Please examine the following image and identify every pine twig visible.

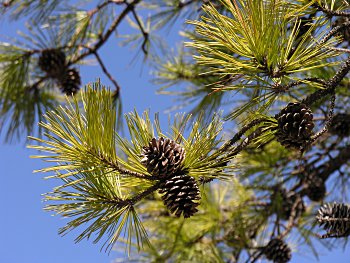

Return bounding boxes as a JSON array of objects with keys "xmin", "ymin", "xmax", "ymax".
[
  {"xmin": 70, "ymin": 0, "xmax": 141, "ymax": 64},
  {"xmin": 131, "ymin": 8, "xmax": 149, "ymax": 55},
  {"xmin": 310, "ymin": 92, "xmax": 336, "ymax": 143},
  {"xmin": 319, "ymin": 21, "xmax": 350, "ymax": 44},
  {"xmin": 302, "ymin": 55, "xmax": 350, "ymax": 105},
  {"xmin": 314, "ymin": 4, "xmax": 350, "ymax": 17},
  {"xmin": 88, "ymin": 148, "xmax": 158, "ymax": 181},
  {"xmin": 102, "ymin": 181, "xmax": 163, "ymax": 207},
  {"xmin": 93, "ymin": 51, "xmax": 121, "ymax": 94}
]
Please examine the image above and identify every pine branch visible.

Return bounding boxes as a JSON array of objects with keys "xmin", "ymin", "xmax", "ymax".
[
  {"xmin": 314, "ymin": 3, "xmax": 350, "ymax": 17},
  {"xmin": 90, "ymin": 148, "xmax": 159, "ymax": 181},
  {"xmin": 93, "ymin": 50, "xmax": 121, "ymax": 94},
  {"xmin": 302, "ymin": 55, "xmax": 350, "ymax": 105},
  {"xmin": 131, "ymin": 8, "xmax": 149, "ymax": 55},
  {"xmin": 70, "ymin": 0, "xmax": 141, "ymax": 64},
  {"xmin": 319, "ymin": 21, "xmax": 350, "ymax": 44}
]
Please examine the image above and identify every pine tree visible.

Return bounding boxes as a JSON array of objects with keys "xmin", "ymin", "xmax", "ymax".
[{"xmin": 2, "ymin": 0, "xmax": 350, "ymax": 262}]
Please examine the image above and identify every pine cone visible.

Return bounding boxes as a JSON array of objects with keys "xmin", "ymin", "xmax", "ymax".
[
  {"xmin": 38, "ymin": 49, "xmax": 66, "ymax": 77},
  {"xmin": 271, "ymin": 188, "xmax": 305, "ymax": 220},
  {"xmin": 329, "ymin": 113, "xmax": 350, "ymax": 137},
  {"xmin": 59, "ymin": 68, "xmax": 81, "ymax": 95},
  {"xmin": 263, "ymin": 238, "xmax": 292, "ymax": 263},
  {"xmin": 317, "ymin": 202, "xmax": 350, "ymax": 238},
  {"xmin": 141, "ymin": 137, "xmax": 185, "ymax": 178},
  {"xmin": 304, "ymin": 173, "xmax": 326, "ymax": 202},
  {"xmin": 275, "ymin": 102, "xmax": 314, "ymax": 149},
  {"xmin": 158, "ymin": 174, "xmax": 200, "ymax": 218}
]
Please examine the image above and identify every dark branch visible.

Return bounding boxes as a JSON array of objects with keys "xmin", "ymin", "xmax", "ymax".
[
  {"xmin": 93, "ymin": 51, "xmax": 121, "ymax": 94},
  {"xmin": 320, "ymin": 21, "xmax": 350, "ymax": 44},
  {"xmin": 302, "ymin": 56, "xmax": 350, "ymax": 105},
  {"xmin": 314, "ymin": 4, "xmax": 350, "ymax": 17},
  {"xmin": 131, "ymin": 8, "xmax": 149, "ymax": 55}
]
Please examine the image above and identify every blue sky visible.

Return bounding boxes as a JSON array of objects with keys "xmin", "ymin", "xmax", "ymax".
[{"xmin": 0, "ymin": 3, "xmax": 349, "ymax": 263}]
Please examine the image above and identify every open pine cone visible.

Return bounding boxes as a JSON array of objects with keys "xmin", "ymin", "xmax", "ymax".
[
  {"xmin": 263, "ymin": 238, "xmax": 292, "ymax": 263},
  {"xmin": 58, "ymin": 68, "xmax": 81, "ymax": 95},
  {"xmin": 158, "ymin": 174, "xmax": 200, "ymax": 218},
  {"xmin": 38, "ymin": 49, "xmax": 66, "ymax": 78},
  {"xmin": 304, "ymin": 173, "xmax": 326, "ymax": 202},
  {"xmin": 141, "ymin": 137, "xmax": 185, "ymax": 178},
  {"xmin": 275, "ymin": 102, "xmax": 314, "ymax": 149},
  {"xmin": 317, "ymin": 202, "xmax": 350, "ymax": 238}
]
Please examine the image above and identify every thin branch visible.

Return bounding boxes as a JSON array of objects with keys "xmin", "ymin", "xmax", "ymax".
[
  {"xmin": 314, "ymin": 4, "xmax": 350, "ymax": 17},
  {"xmin": 98, "ymin": 181, "xmax": 162, "ymax": 206},
  {"xmin": 310, "ymin": 92, "xmax": 336, "ymax": 143},
  {"xmin": 131, "ymin": 8, "xmax": 149, "ymax": 55},
  {"xmin": 273, "ymin": 77, "xmax": 327, "ymax": 93},
  {"xmin": 70, "ymin": 0, "xmax": 141, "ymax": 64},
  {"xmin": 219, "ymin": 118, "xmax": 268, "ymax": 153},
  {"xmin": 319, "ymin": 21, "xmax": 350, "ymax": 44},
  {"xmin": 87, "ymin": 0, "xmax": 124, "ymax": 17},
  {"xmin": 302, "ymin": 55, "xmax": 350, "ymax": 105},
  {"xmin": 93, "ymin": 51, "xmax": 121, "ymax": 94},
  {"xmin": 87, "ymin": 148, "xmax": 159, "ymax": 181}
]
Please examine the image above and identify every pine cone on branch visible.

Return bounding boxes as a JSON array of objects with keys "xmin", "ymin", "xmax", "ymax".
[
  {"xmin": 59, "ymin": 68, "xmax": 81, "ymax": 95},
  {"xmin": 38, "ymin": 49, "xmax": 66, "ymax": 78},
  {"xmin": 263, "ymin": 238, "xmax": 292, "ymax": 263},
  {"xmin": 158, "ymin": 174, "xmax": 200, "ymax": 218},
  {"xmin": 304, "ymin": 173, "xmax": 326, "ymax": 202},
  {"xmin": 317, "ymin": 202, "xmax": 350, "ymax": 238},
  {"xmin": 141, "ymin": 137, "xmax": 185, "ymax": 178},
  {"xmin": 275, "ymin": 102, "xmax": 314, "ymax": 149}
]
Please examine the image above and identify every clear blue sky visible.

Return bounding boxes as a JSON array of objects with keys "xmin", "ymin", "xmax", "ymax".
[{"xmin": 0, "ymin": 3, "xmax": 349, "ymax": 263}]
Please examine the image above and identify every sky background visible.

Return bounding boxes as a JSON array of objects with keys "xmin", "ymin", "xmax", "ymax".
[{"xmin": 0, "ymin": 2, "xmax": 349, "ymax": 263}]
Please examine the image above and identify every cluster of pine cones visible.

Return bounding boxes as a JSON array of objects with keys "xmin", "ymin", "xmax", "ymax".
[
  {"xmin": 38, "ymin": 49, "xmax": 81, "ymax": 95},
  {"xmin": 140, "ymin": 137, "xmax": 200, "ymax": 218}
]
